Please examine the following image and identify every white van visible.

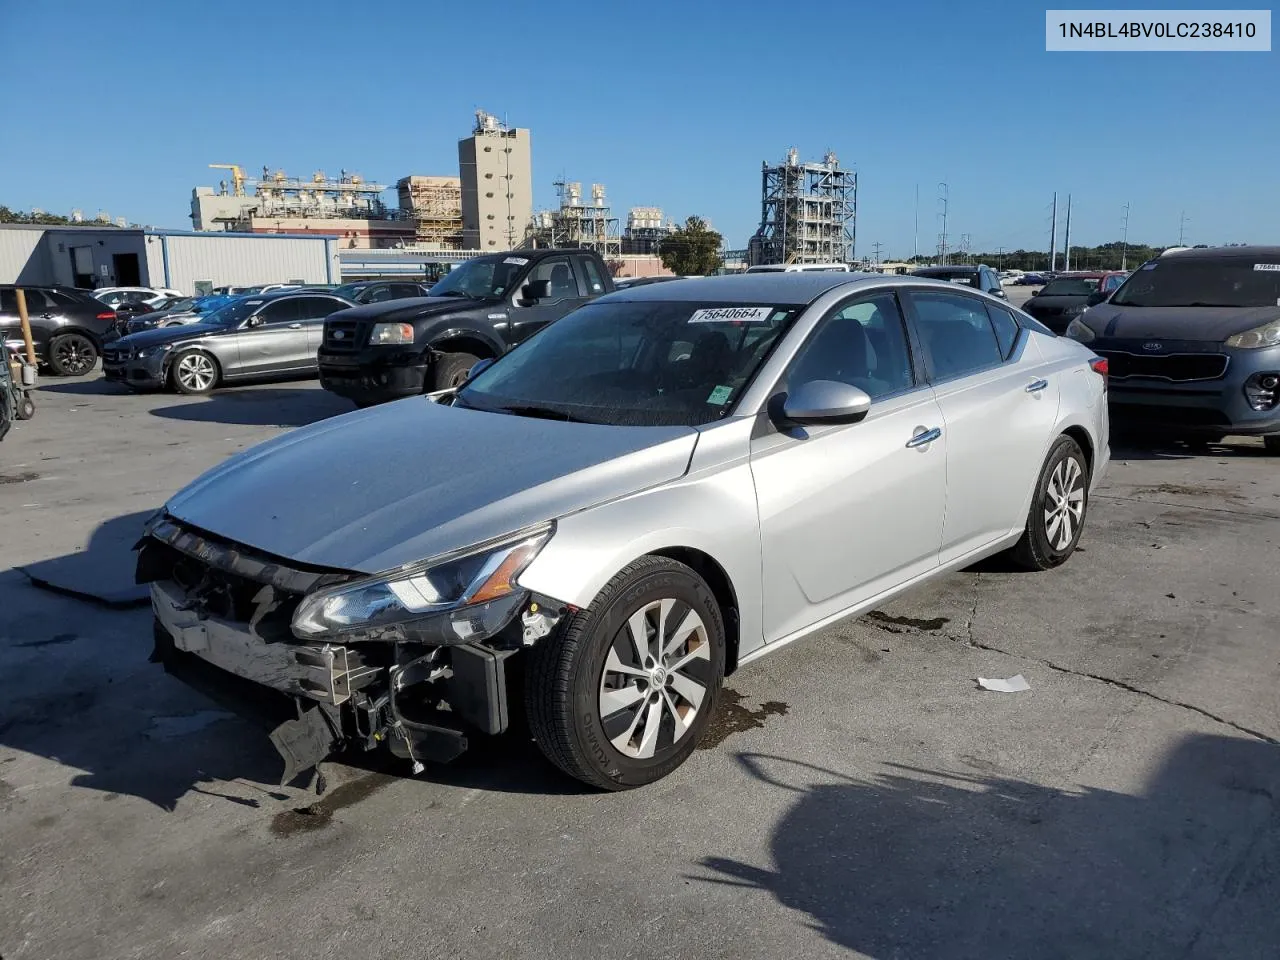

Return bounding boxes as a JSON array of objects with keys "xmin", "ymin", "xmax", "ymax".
[{"xmin": 745, "ymin": 263, "xmax": 851, "ymax": 273}]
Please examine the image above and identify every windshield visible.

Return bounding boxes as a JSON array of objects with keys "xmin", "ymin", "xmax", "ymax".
[
  {"xmin": 430, "ymin": 256, "xmax": 526, "ymax": 299},
  {"xmin": 1039, "ymin": 278, "xmax": 1100, "ymax": 297},
  {"xmin": 1111, "ymin": 259, "xmax": 1280, "ymax": 308},
  {"xmin": 331, "ymin": 283, "xmax": 369, "ymax": 300},
  {"xmin": 457, "ymin": 300, "xmax": 803, "ymax": 427},
  {"xmin": 200, "ymin": 298, "xmax": 263, "ymax": 326}
]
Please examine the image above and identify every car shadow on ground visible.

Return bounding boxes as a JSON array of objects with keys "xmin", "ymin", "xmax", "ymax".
[
  {"xmin": 35, "ymin": 376, "xmax": 125, "ymax": 396},
  {"xmin": 1111, "ymin": 435, "xmax": 1271, "ymax": 461},
  {"xmin": 698, "ymin": 735, "xmax": 1280, "ymax": 959},
  {"xmin": 18, "ymin": 510, "xmax": 154, "ymax": 606},
  {"xmin": 147, "ymin": 386, "xmax": 355, "ymax": 428}
]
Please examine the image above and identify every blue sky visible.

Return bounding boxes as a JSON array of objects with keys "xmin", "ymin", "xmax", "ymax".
[{"xmin": 1, "ymin": 1, "xmax": 1275, "ymax": 256}]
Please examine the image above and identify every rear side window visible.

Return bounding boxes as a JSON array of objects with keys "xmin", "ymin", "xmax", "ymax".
[
  {"xmin": 985, "ymin": 304, "xmax": 1020, "ymax": 358},
  {"xmin": 909, "ymin": 291, "xmax": 1004, "ymax": 381},
  {"xmin": 17, "ymin": 289, "xmax": 51, "ymax": 311},
  {"xmin": 578, "ymin": 256, "xmax": 606, "ymax": 295}
]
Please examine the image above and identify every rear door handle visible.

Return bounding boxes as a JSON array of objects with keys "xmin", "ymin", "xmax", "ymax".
[
  {"xmin": 906, "ymin": 427, "xmax": 942, "ymax": 448},
  {"xmin": 1026, "ymin": 378, "xmax": 1049, "ymax": 393},
  {"xmin": 288, "ymin": 323, "xmax": 303, "ymax": 329}
]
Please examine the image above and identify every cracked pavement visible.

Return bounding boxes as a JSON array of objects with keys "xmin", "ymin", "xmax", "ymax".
[{"xmin": 1, "ymin": 379, "xmax": 1278, "ymax": 960}]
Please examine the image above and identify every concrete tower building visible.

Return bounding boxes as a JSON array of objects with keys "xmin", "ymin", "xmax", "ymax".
[{"xmin": 458, "ymin": 110, "xmax": 532, "ymax": 251}]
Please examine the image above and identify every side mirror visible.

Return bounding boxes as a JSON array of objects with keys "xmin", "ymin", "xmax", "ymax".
[
  {"xmin": 468, "ymin": 358, "xmax": 494, "ymax": 379},
  {"xmin": 776, "ymin": 380, "xmax": 871, "ymax": 426},
  {"xmin": 1086, "ymin": 290, "xmax": 1107, "ymax": 306},
  {"xmin": 246, "ymin": 315, "xmax": 265, "ymax": 328},
  {"xmin": 522, "ymin": 279, "xmax": 552, "ymax": 302}
]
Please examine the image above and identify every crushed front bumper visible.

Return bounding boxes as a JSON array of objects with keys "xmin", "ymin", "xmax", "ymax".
[
  {"xmin": 140, "ymin": 516, "xmax": 559, "ymax": 783},
  {"xmin": 317, "ymin": 348, "xmax": 430, "ymax": 404},
  {"xmin": 101, "ymin": 348, "xmax": 167, "ymax": 388}
]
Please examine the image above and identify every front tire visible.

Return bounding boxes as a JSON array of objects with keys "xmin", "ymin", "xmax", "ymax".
[
  {"xmin": 1007, "ymin": 436, "xmax": 1089, "ymax": 571},
  {"xmin": 169, "ymin": 350, "xmax": 219, "ymax": 395},
  {"xmin": 47, "ymin": 333, "xmax": 98, "ymax": 377},
  {"xmin": 525, "ymin": 556, "xmax": 726, "ymax": 790},
  {"xmin": 429, "ymin": 351, "xmax": 480, "ymax": 391}
]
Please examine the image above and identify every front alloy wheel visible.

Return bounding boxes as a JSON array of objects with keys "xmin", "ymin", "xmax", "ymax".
[
  {"xmin": 171, "ymin": 351, "xmax": 218, "ymax": 395},
  {"xmin": 526, "ymin": 556, "xmax": 725, "ymax": 790}
]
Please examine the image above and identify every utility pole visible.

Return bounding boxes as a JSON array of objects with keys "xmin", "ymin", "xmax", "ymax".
[
  {"xmin": 871, "ymin": 241, "xmax": 884, "ymax": 266},
  {"xmin": 937, "ymin": 182, "xmax": 949, "ymax": 265},
  {"xmin": 1049, "ymin": 192, "xmax": 1059, "ymax": 272},
  {"xmin": 913, "ymin": 184, "xmax": 919, "ymax": 260},
  {"xmin": 1120, "ymin": 202, "xmax": 1130, "ymax": 270},
  {"xmin": 1063, "ymin": 194, "xmax": 1073, "ymax": 272},
  {"xmin": 997, "ymin": 246, "xmax": 1005, "ymax": 269},
  {"xmin": 1178, "ymin": 210, "xmax": 1189, "ymax": 246}
]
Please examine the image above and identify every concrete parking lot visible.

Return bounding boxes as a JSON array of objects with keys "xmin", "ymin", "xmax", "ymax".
[{"xmin": 1, "ymin": 365, "xmax": 1278, "ymax": 960}]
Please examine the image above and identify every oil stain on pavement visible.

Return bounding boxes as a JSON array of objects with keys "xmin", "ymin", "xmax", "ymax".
[
  {"xmin": 271, "ymin": 772, "xmax": 396, "ymax": 837},
  {"xmin": 698, "ymin": 689, "xmax": 789, "ymax": 750},
  {"xmin": 864, "ymin": 610, "xmax": 950, "ymax": 633}
]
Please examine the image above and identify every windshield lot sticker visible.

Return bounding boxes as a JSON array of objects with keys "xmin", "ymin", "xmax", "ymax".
[
  {"xmin": 706, "ymin": 385, "xmax": 733, "ymax": 405},
  {"xmin": 503, "ymin": 257, "xmax": 529, "ymax": 265},
  {"xmin": 689, "ymin": 306, "xmax": 774, "ymax": 324},
  {"xmin": 1254, "ymin": 263, "xmax": 1280, "ymax": 271}
]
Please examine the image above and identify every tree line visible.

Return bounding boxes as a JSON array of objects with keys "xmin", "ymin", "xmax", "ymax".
[
  {"xmin": 0, "ymin": 206, "xmax": 123, "ymax": 227},
  {"xmin": 902, "ymin": 240, "xmax": 1200, "ymax": 272}
]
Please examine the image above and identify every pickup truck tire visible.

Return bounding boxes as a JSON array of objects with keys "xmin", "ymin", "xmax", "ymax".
[
  {"xmin": 431, "ymin": 351, "xmax": 479, "ymax": 390},
  {"xmin": 47, "ymin": 333, "xmax": 98, "ymax": 377},
  {"xmin": 524, "ymin": 556, "xmax": 725, "ymax": 790}
]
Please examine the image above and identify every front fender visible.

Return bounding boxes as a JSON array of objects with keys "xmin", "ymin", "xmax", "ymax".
[{"xmin": 418, "ymin": 320, "xmax": 505, "ymax": 357}]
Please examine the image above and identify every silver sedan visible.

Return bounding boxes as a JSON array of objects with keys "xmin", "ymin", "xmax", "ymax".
[
  {"xmin": 102, "ymin": 291, "xmax": 355, "ymax": 394},
  {"xmin": 142, "ymin": 273, "xmax": 1109, "ymax": 789}
]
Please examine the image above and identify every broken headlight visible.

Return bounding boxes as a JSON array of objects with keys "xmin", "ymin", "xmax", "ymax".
[{"xmin": 291, "ymin": 523, "xmax": 552, "ymax": 644}]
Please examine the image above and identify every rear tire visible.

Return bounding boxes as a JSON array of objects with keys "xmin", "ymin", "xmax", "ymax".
[
  {"xmin": 1007, "ymin": 436, "xmax": 1089, "ymax": 571},
  {"xmin": 47, "ymin": 333, "xmax": 97, "ymax": 377},
  {"xmin": 525, "ymin": 556, "xmax": 726, "ymax": 790},
  {"xmin": 169, "ymin": 350, "xmax": 219, "ymax": 395},
  {"xmin": 429, "ymin": 351, "xmax": 480, "ymax": 391}
]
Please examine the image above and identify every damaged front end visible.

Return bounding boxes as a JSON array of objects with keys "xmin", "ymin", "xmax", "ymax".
[{"xmin": 138, "ymin": 514, "xmax": 565, "ymax": 784}]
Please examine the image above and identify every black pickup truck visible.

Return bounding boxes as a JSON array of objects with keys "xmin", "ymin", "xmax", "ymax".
[{"xmin": 318, "ymin": 248, "xmax": 615, "ymax": 406}]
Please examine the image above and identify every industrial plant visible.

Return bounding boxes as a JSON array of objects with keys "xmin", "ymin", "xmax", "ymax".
[{"xmin": 748, "ymin": 148, "xmax": 857, "ymax": 266}]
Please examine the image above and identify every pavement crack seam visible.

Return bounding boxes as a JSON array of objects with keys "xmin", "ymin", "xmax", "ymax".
[
  {"xmin": 1096, "ymin": 493, "xmax": 1280, "ymax": 523},
  {"xmin": 959, "ymin": 636, "xmax": 1279, "ymax": 746}
]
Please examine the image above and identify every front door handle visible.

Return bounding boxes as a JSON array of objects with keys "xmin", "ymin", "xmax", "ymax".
[
  {"xmin": 288, "ymin": 322, "xmax": 303, "ymax": 329},
  {"xmin": 1026, "ymin": 378, "xmax": 1049, "ymax": 393},
  {"xmin": 906, "ymin": 426, "xmax": 942, "ymax": 448}
]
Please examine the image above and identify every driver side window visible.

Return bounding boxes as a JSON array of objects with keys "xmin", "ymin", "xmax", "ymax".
[
  {"xmin": 786, "ymin": 293, "xmax": 915, "ymax": 400},
  {"xmin": 527, "ymin": 258, "xmax": 579, "ymax": 301},
  {"xmin": 256, "ymin": 300, "xmax": 301, "ymax": 325}
]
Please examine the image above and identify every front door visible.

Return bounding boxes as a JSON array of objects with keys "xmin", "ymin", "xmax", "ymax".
[
  {"xmin": 750, "ymin": 290, "xmax": 948, "ymax": 643},
  {"xmin": 232, "ymin": 299, "xmax": 311, "ymax": 376},
  {"xmin": 904, "ymin": 290, "xmax": 1059, "ymax": 563},
  {"xmin": 506, "ymin": 255, "xmax": 588, "ymax": 345}
]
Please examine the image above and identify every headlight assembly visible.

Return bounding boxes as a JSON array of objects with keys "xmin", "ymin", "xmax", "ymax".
[
  {"xmin": 1065, "ymin": 319, "xmax": 1095, "ymax": 343},
  {"xmin": 371, "ymin": 322, "xmax": 415, "ymax": 345},
  {"xmin": 291, "ymin": 523, "xmax": 553, "ymax": 644},
  {"xmin": 136, "ymin": 343, "xmax": 174, "ymax": 359},
  {"xmin": 1225, "ymin": 320, "xmax": 1280, "ymax": 350}
]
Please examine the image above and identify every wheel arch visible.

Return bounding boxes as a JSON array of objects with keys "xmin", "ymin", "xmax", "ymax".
[
  {"xmin": 163, "ymin": 345, "xmax": 222, "ymax": 383},
  {"xmin": 1060, "ymin": 424, "xmax": 1095, "ymax": 477},
  {"xmin": 425, "ymin": 325, "xmax": 504, "ymax": 361},
  {"xmin": 50, "ymin": 326, "xmax": 103, "ymax": 349},
  {"xmin": 647, "ymin": 546, "xmax": 742, "ymax": 675}
]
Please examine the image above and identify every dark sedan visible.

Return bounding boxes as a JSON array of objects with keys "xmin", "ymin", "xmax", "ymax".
[
  {"xmin": 1023, "ymin": 272, "xmax": 1128, "ymax": 334},
  {"xmin": 0, "ymin": 285, "xmax": 116, "ymax": 376}
]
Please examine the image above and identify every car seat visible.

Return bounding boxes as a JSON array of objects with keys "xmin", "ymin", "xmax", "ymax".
[{"xmin": 549, "ymin": 263, "xmax": 574, "ymax": 298}]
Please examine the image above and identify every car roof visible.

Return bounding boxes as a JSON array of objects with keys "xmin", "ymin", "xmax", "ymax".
[
  {"xmin": 241, "ymin": 289, "xmax": 353, "ymax": 302},
  {"xmin": 602, "ymin": 272, "xmax": 953, "ymax": 304},
  {"xmin": 912, "ymin": 265, "xmax": 981, "ymax": 273},
  {"xmin": 1159, "ymin": 245, "xmax": 1280, "ymax": 261}
]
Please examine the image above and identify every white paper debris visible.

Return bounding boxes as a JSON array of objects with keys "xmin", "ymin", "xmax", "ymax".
[{"xmin": 977, "ymin": 674, "xmax": 1030, "ymax": 693}]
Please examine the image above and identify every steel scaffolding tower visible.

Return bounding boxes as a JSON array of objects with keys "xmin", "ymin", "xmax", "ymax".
[
  {"xmin": 524, "ymin": 181, "xmax": 622, "ymax": 257},
  {"xmin": 749, "ymin": 148, "xmax": 857, "ymax": 266}
]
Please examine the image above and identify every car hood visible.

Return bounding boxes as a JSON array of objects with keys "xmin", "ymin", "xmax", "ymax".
[
  {"xmin": 1080, "ymin": 304, "xmax": 1280, "ymax": 340},
  {"xmin": 328, "ymin": 295, "xmax": 483, "ymax": 323},
  {"xmin": 116, "ymin": 323, "xmax": 224, "ymax": 349},
  {"xmin": 164, "ymin": 398, "xmax": 699, "ymax": 574}
]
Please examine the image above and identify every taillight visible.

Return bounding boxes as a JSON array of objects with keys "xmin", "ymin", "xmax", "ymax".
[
  {"xmin": 1090, "ymin": 356, "xmax": 1108, "ymax": 386},
  {"xmin": 96, "ymin": 312, "xmax": 115, "ymax": 320}
]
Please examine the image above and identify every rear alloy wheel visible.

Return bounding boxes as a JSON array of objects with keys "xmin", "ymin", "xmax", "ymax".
[
  {"xmin": 430, "ymin": 351, "xmax": 480, "ymax": 391},
  {"xmin": 1008, "ymin": 436, "xmax": 1089, "ymax": 571},
  {"xmin": 47, "ymin": 333, "xmax": 98, "ymax": 377},
  {"xmin": 525, "ymin": 556, "xmax": 725, "ymax": 790},
  {"xmin": 170, "ymin": 351, "xmax": 219, "ymax": 395}
]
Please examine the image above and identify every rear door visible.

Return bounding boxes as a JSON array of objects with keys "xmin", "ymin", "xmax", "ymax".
[
  {"xmin": 233, "ymin": 298, "xmax": 309, "ymax": 375},
  {"xmin": 296, "ymin": 296, "xmax": 351, "ymax": 366},
  {"xmin": 903, "ymin": 290, "xmax": 1059, "ymax": 563},
  {"xmin": 507, "ymin": 255, "xmax": 588, "ymax": 344}
]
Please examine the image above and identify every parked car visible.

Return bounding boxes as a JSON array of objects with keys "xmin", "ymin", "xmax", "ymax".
[
  {"xmin": 330, "ymin": 280, "xmax": 434, "ymax": 304},
  {"xmin": 745, "ymin": 263, "xmax": 851, "ymax": 273},
  {"xmin": 909, "ymin": 264, "xmax": 1008, "ymax": 299},
  {"xmin": 613, "ymin": 276, "xmax": 683, "ymax": 290},
  {"xmin": 102, "ymin": 289, "xmax": 355, "ymax": 394},
  {"xmin": 0, "ymin": 285, "xmax": 117, "ymax": 375},
  {"xmin": 1066, "ymin": 246, "xmax": 1280, "ymax": 449},
  {"xmin": 1017, "ymin": 272, "xmax": 1047, "ymax": 286},
  {"xmin": 109, "ymin": 294, "xmax": 242, "ymax": 338},
  {"xmin": 318, "ymin": 248, "xmax": 617, "ymax": 405},
  {"xmin": 143, "ymin": 272, "xmax": 1108, "ymax": 789},
  {"xmin": 93, "ymin": 286, "xmax": 183, "ymax": 310},
  {"xmin": 1022, "ymin": 272, "xmax": 1128, "ymax": 334}
]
